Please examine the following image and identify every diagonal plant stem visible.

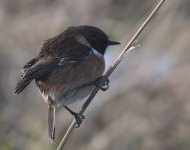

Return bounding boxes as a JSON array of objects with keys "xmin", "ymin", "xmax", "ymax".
[{"xmin": 57, "ymin": 0, "xmax": 165, "ymax": 149}]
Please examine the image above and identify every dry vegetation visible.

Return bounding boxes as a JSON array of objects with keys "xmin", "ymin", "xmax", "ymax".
[{"xmin": 0, "ymin": 0, "xmax": 190, "ymax": 150}]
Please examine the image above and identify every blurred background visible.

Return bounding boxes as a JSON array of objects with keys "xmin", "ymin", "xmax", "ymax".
[{"xmin": 0, "ymin": 0, "xmax": 190, "ymax": 149}]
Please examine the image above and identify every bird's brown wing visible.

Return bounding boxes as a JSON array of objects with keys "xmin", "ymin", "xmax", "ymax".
[{"xmin": 14, "ymin": 51, "xmax": 91, "ymax": 94}]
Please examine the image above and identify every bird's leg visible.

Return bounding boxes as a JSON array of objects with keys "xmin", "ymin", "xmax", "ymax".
[
  {"xmin": 64, "ymin": 106, "xmax": 85, "ymax": 128},
  {"xmin": 93, "ymin": 76, "xmax": 109, "ymax": 91}
]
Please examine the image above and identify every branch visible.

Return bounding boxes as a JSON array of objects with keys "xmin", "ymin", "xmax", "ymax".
[{"xmin": 57, "ymin": 0, "xmax": 165, "ymax": 149}]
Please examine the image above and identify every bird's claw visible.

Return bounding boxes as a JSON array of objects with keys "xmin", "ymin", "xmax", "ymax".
[
  {"xmin": 94, "ymin": 76, "xmax": 109, "ymax": 91},
  {"xmin": 64, "ymin": 105, "xmax": 85, "ymax": 128},
  {"xmin": 74, "ymin": 113, "xmax": 85, "ymax": 128}
]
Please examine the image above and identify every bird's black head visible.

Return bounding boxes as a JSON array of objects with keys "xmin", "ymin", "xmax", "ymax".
[{"xmin": 65, "ymin": 25, "xmax": 120, "ymax": 55}]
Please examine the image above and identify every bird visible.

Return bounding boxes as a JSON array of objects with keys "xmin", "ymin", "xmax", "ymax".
[{"xmin": 14, "ymin": 25, "xmax": 120, "ymax": 141}]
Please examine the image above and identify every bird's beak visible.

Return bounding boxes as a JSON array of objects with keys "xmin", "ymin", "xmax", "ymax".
[{"xmin": 107, "ymin": 40, "xmax": 120, "ymax": 46}]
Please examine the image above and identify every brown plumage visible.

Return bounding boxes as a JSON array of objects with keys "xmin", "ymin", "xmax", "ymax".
[{"xmin": 14, "ymin": 25, "xmax": 120, "ymax": 141}]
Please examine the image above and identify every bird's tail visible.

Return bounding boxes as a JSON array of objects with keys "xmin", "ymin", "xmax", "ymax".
[{"xmin": 48, "ymin": 101, "xmax": 55, "ymax": 142}]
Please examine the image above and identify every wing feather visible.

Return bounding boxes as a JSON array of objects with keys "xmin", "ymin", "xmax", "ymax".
[{"xmin": 14, "ymin": 51, "xmax": 90, "ymax": 94}]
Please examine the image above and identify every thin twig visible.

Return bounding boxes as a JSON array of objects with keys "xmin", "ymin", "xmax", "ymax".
[{"xmin": 57, "ymin": 0, "xmax": 165, "ymax": 149}]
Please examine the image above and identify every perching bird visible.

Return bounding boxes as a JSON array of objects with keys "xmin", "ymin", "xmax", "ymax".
[{"xmin": 14, "ymin": 25, "xmax": 120, "ymax": 141}]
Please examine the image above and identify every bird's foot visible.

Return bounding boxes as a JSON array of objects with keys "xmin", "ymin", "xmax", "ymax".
[
  {"xmin": 73, "ymin": 113, "xmax": 85, "ymax": 128},
  {"xmin": 94, "ymin": 76, "xmax": 109, "ymax": 91},
  {"xmin": 64, "ymin": 106, "xmax": 85, "ymax": 128}
]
